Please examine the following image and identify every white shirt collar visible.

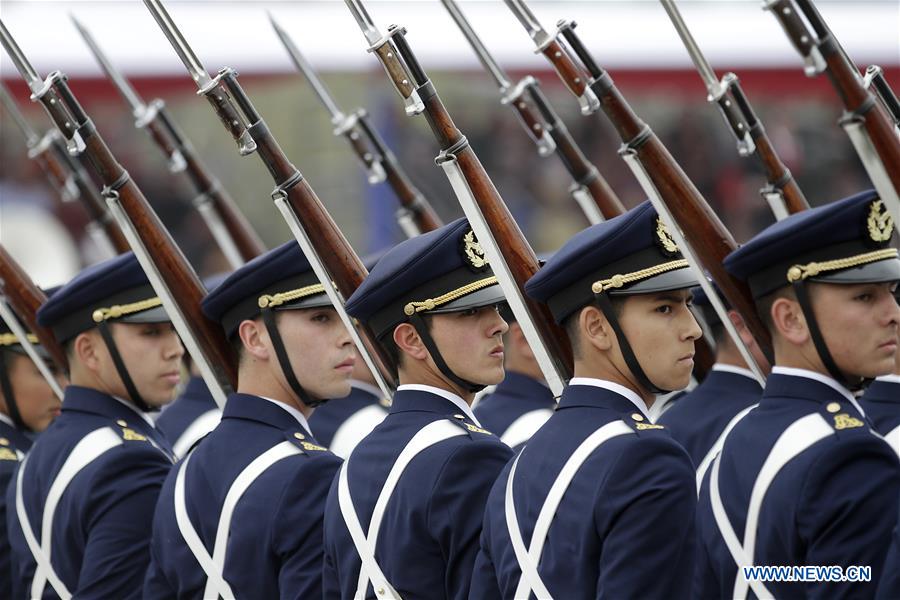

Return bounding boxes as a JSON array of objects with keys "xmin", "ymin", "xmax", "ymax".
[
  {"xmin": 568, "ymin": 377, "xmax": 651, "ymax": 420},
  {"xmin": 258, "ymin": 396, "xmax": 313, "ymax": 434},
  {"xmin": 396, "ymin": 383, "xmax": 482, "ymax": 427},
  {"xmin": 712, "ymin": 363, "xmax": 760, "ymax": 382},
  {"xmin": 112, "ymin": 396, "xmax": 156, "ymax": 428},
  {"xmin": 875, "ymin": 374, "xmax": 900, "ymax": 385},
  {"xmin": 350, "ymin": 379, "xmax": 386, "ymax": 399},
  {"xmin": 0, "ymin": 412, "xmax": 15, "ymax": 428},
  {"xmin": 771, "ymin": 366, "xmax": 866, "ymax": 417}
]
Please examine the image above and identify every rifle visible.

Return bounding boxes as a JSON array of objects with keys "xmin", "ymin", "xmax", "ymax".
[
  {"xmin": 863, "ymin": 66, "xmax": 900, "ymax": 128},
  {"xmin": 440, "ymin": 0, "xmax": 624, "ymax": 225},
  {"xmin": 0, "ymin": 247, "xmax": 66, "ymax": 400},
  {"xmin": 0, "ymin": 83, "xmax": 129, "ymax": 257},
  {"xmin": 765, "ymin": 0, "xmax": 900, "ymax": 222},
  {"xmin": 269, "ymin": 14, "xmax": 443, "ymax": 238},
  {"xmin": 72, "ymin": 16, "xmax": 265, "ymax": 268},
  {"xmin": 344, "ymin": 0, "xmax": 574, "ymax": 397},
  {"xmin": 0, "ymin": 19, "xmax": 237, "ymax": 407},
  {"xmin": 0, "ymin": 245, "xmax": 68, "ymax": 375},
  {"xmin": 143, "ymin": 0, "xmax": 396, "ymax": 399},
  {"xmin": 660, "ymin": 0, "xmax": 810, "ymax": 220},
  {"xmin": 503, "ymin": 1, "xmax": 771, "ymax": 380}
]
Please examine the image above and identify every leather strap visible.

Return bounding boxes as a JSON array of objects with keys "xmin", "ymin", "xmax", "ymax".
[
  {"xmin": 98, "ymin": 320, "xmax": 152, "ymax": 412},
  {"xmin": 339, "ymin": 419, "xmax": 466, "ymax": 598},
  {"xmin": 508, "ymin": 419, "xmax": 634, "ymax": 599},
  {"xmin": 261, "ymin": 308, "xmax": 324, "ymax": 407},
  {"xmin": 18, "ymin": 427, "xmax": 123, "ymax": 599},
  {"xmin": 410, "ymin": 313, "xmax": 485, "ymax": 393},
  {"xmin": 0, "ymin": 350, "xmax": 27, "ymax": 430},
  {"xmin": 174, "ymin": 440, "xmax": 302, "ymax": 599}
]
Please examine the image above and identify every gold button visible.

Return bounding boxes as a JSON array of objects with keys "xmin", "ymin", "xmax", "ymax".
[
  {"xmin": 631, "ymin": 413, "xmax": 645, "ymax": 422},
  {"xmin": 0, "ymin": 438, "xmax": 8, "ymax": 446},
  {"xmin": 826, "ymin": 402, "xmax": 841, "ymax": 414},
  {"xmin": 116, "ymin": 419, "xmax": 128, "ymax": 427},
  {"xmin": 377, "ymin": 589, "xmax": 385, "ymax": 596},
  {"xmin": 453, "ymin": 414, "xmax": 466, "ymax": 420},
  {"xmin": 294, "ymin": 432, "xmax": 306, "ymax": 440}
]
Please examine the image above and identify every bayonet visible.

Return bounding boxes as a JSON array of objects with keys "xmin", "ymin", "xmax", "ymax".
[
  {"xmin": 0, "ymin": 83, "xmax": 39, "ymax": 146},
  {"xmin": 441, "ymin": 0, "xmax": 510, "ymax": 91},
  {"xmin": 342, "ymin": 0, "xmax": 424, "ymax": 116},
  {"xmin": 0, "ymin": 20, "xmax": 43, "ymax": 95}
]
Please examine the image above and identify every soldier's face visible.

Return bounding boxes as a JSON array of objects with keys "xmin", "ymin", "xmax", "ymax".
[
  {"xmin": 103, "ymin": 322, "xmax": 185, "ymax": 408},
  {"xmin": 275, "ymin": 307, "xmax": 354, "ymax": 401},
  {"xmin": 2, "ymin": 353, "xmax": 64, "ymax": 432},
  {"xmin": 812, "ymin": 281, "xmax": 899, "ymax": 378},
  {"xmin": 617, "ymin": 290, "xmax": 702, "ymax": 392},
  {"xmin": 428, "ymin": 305, "xmax": 508, "ymax": 387}
]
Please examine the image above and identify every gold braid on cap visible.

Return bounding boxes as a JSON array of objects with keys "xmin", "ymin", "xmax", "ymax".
[
  {"xmin": 404, "ymin": 276, "xmax": 498, "ymax": 316},
  {"xmin": 0, "ymin": 333, "xmax": 38, "ymax": 346},
  {"xmin": 786, "ymin": 248, "xmax": 898, "ymax": 283},
  {"xmin": 258, "ymin": 283, "xmax": 326, "ymax": 308},
  {"xmin": 591, "ymin": 260, "xmax": 690, "ymax": 294},
  {"xmin": 92, "ymin": 297, "xmax": 162, "ymax": 323}
]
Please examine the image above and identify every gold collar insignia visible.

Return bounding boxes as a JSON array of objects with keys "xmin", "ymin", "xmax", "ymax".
[
  {"xmin": 867, "ymin": 200, "xmax": 893, "ymax": 244},
  {"xmin": 655, "ymin": 218, "xmax": 679, "ymax": 256}
]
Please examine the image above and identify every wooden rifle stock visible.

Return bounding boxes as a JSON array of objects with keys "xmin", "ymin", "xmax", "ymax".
[
  {"xmin": 206, "ymin": 70, "xmax": 397, "ymax": 387},
  {"xmin": 525, "ymin": 83, "xmax": 625, "ymax": 219},
  {"xmin": 386, "ymin": 27, "xmax": 575, "ymax": 378},
  {"xmin": 32, "ymin": 71, "xmax": 238, "ymax": 388},
  {"xmin": 774, "ymin": 0, "xmax": 900, "ymax": 197},
  {"xmin": 726, "ymin": 79, "xmax": 810, "ymax": 214},
  {"xmin": 354, "ymin": 112, "xmax": 443, "ymax": 233},
  {"xmin": 139, "ymin": 100, "xmax": 266, "ymax": 262},
  {"xmin": 556, "ymin": 23, "xmax": 773, "ymax": 366},
  {"xmin": 0, "ymin": 245, "xmax": 68, "ymax": 371}
]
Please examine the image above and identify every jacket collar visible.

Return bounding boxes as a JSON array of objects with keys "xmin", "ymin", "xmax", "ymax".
[
  {"xmin": 389, "ymin": 386, "xmax": 479, "ymax": 424},
  {"xmin": 492, "ymin": 371, "xmax": 554, "ymax": 404},
  {"xmin": 863, "ymin": 378, "xmax": 900, "ymax": 403},
  {"xmin": 559, "ymin": 380, "xmax": 650, "ymax": 419},
  {"xmin": 701, "ymin": 368, "xmax": 764, "ymax": 394},
  {"xmin": 223, "ymin": 393, "xmax": 313, "ymax": 437},
  {"xmin": 762, "ymin": 370, "xmax": 864, "ymax": 414},
  {"xmin": 0, "ymin": 418, "xmax": 32, "ymax": 453}
]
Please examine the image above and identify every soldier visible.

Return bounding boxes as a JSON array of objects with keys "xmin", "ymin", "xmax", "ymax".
[
  {"xmin": 469, "ymin": 200, "xmax": 700, "ymax": 599},
  {"xmin": 309, "ymin": 253, "xmax": 389, "ymax": 459},
  {"xmin": 694, "ymin": 190, "xmax": 900, "ymax": 599},
  {"xmin": 6, "ymin": 252, "xmax": 182, "ymax": 599},
  {"xmin": 154, "ymin": 274, "xmax": 229, "ymax": 459},
  {"xmin": 859, "ymin": 340, "xmax": 900, "ymax": 456},
  {"xmin": 0, "ymin": 307, "xmax": 66, "ymax": 598},
  {"xmin": 143, "ymin": 241, "xmax": 351, "ymax": 598},
  {"xmin": 322, "ymin": 218, "xmax": 514, "ymax": 600},
  {"xmin": 657, "ymin": 285, "xmax": 764, "ymax": 483},
  {"xmin": 473, "ymin": 304, "xmax": 555, "ymax": 450}
]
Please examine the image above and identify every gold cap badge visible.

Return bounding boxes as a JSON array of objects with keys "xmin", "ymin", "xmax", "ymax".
[
  {"xmin": 655, "ymin": 218, "xmax": 679, "ymax": 256},
  {"xmin": 867, "ymin": 200, "xmax": 893, "ymax": 244},
  {"xmin": 462, "ymin": 229, "xmax": 489, "ymax": 272}
]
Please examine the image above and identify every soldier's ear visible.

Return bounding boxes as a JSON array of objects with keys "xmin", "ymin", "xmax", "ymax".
[
  {"xmin": 73, "ymin": 330, "xmax": 103, "ymax": 373},
  {"xmin": 237, "ymin": 318, "xmax": 269, "ymax": 362},
  {"xmin": 393, "ymin": 323, "xmax": 428, "ymax": 362},
  {"xmin": 770, "ymin": 296, "xmax": 808, "ymax": 346},
  {"xmin": 579, "ymin": 305, "xmax": 614, "ymax": 352}
]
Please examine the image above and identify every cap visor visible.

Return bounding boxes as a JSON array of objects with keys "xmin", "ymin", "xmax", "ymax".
[
  {"xmin": 610, "ymin": 267, "xmax": 698, "ymax": 296},
  {"xmin": 810, "ymin": 258, "xmax": 900, "ymax": 286},
  {"xmin": 430, "ymin": 283, "xmax": 506, "ymax": 314},
  {"xmin": 117, "ymin": 305, "xmax": 171, "ymax": 324},
  {"xmin": 273, "ymin": 292, "xmax": 333, "ymax": 312}
]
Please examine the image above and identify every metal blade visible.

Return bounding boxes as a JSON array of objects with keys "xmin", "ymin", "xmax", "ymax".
[
  {"xmin": 441, "ymin": 0, "xmax": 510, "ymax": 90},
  {"xmin": 0, "ymin": 19, "xmax": 44, "ymax": 95},
  {"xmin": 659, "ymin": 0, "xmax": 719, "ymax": 95},
  {"xmin": 71, "ymin": 15, "xmax": 147, "ymax": 116},
  {"xmin": 142, "ymin": 0, "xmax": 212, "ymax": 89},
  {"xmin": 0, "ymin": 82, "xmax": 39, "ymax": 145},
  {"xmin": 344, "ymin": 0, "xmax": 383, "ymax": 47},
  {"xmin": 268, "ymin": 14, "xmax": 345, "ymax": 122},
  {"xmin": 503, "ymin": 0, "xmax": 551, "ymax": 47}
]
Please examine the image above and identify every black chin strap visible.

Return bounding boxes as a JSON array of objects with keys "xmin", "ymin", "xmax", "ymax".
[
  {"xmin": 98, "ymin": 321, "xmax": 154, "ymax": 413},
  {"xmin": 0, "ymin": 351, "xmax": 28, "ymax": 431},
  {"xmin": 261, "ymin": 308, "xmax": 326, "ymax": 408},
  {"xmin": 409, "ymin": 313, "xmax": 486, "ymax": 394},
  {"xmin": 791, "ymin": 281, "xmax": 866, "ymax": 392},
  {"xmin": 593, "ymin": 293, "xmax": 670, "ymax": 395}
]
